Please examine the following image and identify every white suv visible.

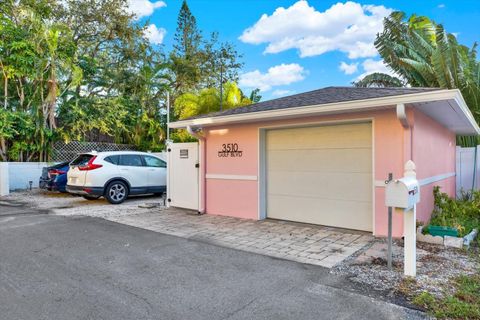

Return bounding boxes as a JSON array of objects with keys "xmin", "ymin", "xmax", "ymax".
[{"xmin": 66, "ymin": 151, "xmax": 166, "ymax": 204}]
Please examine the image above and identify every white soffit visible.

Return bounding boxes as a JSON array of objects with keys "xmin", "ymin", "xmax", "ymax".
[{"xmin": 412, "ymin": 90, "xmax": 480, "ymax": 135}]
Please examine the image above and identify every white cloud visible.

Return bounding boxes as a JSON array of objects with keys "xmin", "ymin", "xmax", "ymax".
[
  {"xmin": 339, "ymin": 61, "xmax": 358, "ymax": 75},
  {"xmin": 144, "ymin": 24, "xmax": 166, "ymax": 44},
  {"xmin": 272, "ymin": 89, "xmax": 293, "ymax": 97},
  {"xmin": 438, "ymin": 4, "xmax": 445, "ymax": 8},
  {"xmin": 127, "ymin": 0, "xmax": 166, "ymax": 19},
  {"xmin": 239, "ymin": 63, "xmax": 306, "ymax": 91},
  {"xmin": 356, "ymin": 59, "xmax": 393, "ymax": 80},
  {"xmin": 239, "ymin": 1, "xmax": 392, "ymax": 59}
]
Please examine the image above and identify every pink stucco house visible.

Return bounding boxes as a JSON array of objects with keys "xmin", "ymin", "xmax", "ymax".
[{"xmin": 169, "ymin": 87, "xmax": 479, "ymax": 237}]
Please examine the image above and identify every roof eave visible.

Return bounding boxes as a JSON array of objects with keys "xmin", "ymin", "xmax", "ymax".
[
  {"xmin": 168, "ymin": 89, "xmax": 479, "ymax": 135},
  {"xmin": 452, "ymin": 89, "xmax": 480, "ymax": 135}
]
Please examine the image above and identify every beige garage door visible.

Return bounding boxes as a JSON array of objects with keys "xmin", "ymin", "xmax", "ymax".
[{"xmin": 266, "ymin": 122, "xmax": 373, "ymax": 232}]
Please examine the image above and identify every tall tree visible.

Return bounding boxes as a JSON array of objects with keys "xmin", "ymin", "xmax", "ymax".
[
  {"xmin": 201, "ymin": 33, "xmax": 243, "ymax": 89},
  {"xmin": 170, "ymin": 0, "xmax": 202, "ymax": 94},
  {"xmin": 169, "ymin": 0, "xmax": 243, "ymax": 96},
  {"xmin": 172, "ymin": 0, "xmax": 202, "ymax": 58},
  {"xmin": 355, "ymin": 12, "xmax": 480, "ymax": 145}
]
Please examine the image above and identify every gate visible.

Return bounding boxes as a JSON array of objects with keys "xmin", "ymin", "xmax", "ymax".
[{"xmin": 167, "ymin": 142, "xmax": 199, "ymax": 211}]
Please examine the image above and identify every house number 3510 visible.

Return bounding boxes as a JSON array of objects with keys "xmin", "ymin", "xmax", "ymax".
[
  {"xmin": 218, "ymin": 143, "xmax": 243, "ymax": 157},
  {"xmin": 222, "ymin": 143, "xmax": 239, "ymax": 152}
]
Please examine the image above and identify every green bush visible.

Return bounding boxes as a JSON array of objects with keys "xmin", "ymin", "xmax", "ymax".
[{"xmin": 429, "ymin": 186, "xmax": 480, "ymax": 237}]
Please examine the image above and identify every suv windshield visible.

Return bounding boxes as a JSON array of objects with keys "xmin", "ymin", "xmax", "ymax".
[{"xmin": 70, "ymin": 154, "xmax": 94, "ymax": 166}]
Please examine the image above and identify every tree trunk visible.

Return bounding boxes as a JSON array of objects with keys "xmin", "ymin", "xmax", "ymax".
[
  {"xmin": 0, "ymin": 137, "xmax": 7, "ymax": 161},
  {"xmin": 3, "ymin": 77, "xmax": 7, "ymax": 109},
  {"xmin": 27, "ymin": 152, "xmax": 34, "ymax": 162},
  {"xmin": 46, "ymin": 69, "xmax": 58, "ymax": 129},
  {"xmin": 0, "ymin": 60, "xmax": 8, "ymax": 109},
  {"xmin": 16, "ymin": 77, "xmax": 25, "ymax": 109}
]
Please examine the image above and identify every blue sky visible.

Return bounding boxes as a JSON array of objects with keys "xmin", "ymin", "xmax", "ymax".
[{"xmin": 130, "ymin": 0, "xmax": 480, "ymax": 101}]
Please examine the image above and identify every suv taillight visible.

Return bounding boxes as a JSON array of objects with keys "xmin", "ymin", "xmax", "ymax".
[
  {"xmin": 49, "ymin": 169, "xmax": 66, "ymax": 175},
  {"xmin": 78, "ymin": 156, "xmax": 103, "ymax": 171}
]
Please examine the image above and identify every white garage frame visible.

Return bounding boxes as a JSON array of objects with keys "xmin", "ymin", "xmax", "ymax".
[{"xmin": 257, "ymin": 118, "xmax": 376, "ymax": 235}]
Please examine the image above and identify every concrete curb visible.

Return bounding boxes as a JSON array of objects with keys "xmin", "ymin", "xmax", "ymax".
[{"xmin": 417, "ymin": 226, "xmax": 479, "ymax": 248}]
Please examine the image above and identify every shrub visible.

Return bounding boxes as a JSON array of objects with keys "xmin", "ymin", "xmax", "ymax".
[{"xmin": 429, "ymin": 186, "xmax": 480, "ymax": 237}]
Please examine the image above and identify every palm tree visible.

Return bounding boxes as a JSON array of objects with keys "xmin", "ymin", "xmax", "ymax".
[
  {"xmin": 171, "ymin": 82, "xmax": 252, "ymax": 142},
  {"xmin": 355, "ymin": 12, "xmax": 480, "ymax": 145},
  {"xmin": 174, "ymin": 82, "xmax": 251, "ymax": 120}
]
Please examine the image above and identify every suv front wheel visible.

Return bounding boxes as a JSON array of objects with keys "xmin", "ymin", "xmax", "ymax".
[{"xmin": 105, "ymin": 181, "xmax": 128, "ymax": 204}]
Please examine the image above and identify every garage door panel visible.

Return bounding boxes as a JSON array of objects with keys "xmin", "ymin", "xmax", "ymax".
[
  {"xmin": 268, "ymin": 194, "xmax": 372, "ymax": 231},
  {"xmin": 266, "ymin": 122, "xmax": 373, "ymax": 232},
  {"xmin": 267, "ymin": 123, "xmax": 371, "ymax": 150},
  {"xmin": 268, "ymin": 172, "xmax": 372, "ymax": 202},
  {"xmin": 267, "ymin": 148, "xmax": 372, "ymax": 173}
]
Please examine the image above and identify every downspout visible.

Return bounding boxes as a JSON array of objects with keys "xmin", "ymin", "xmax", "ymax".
[
  {"xmin": 396, "ymin": 103, "xmax": 413, "ymax": 161},
  {"xmin": 187, "ymin": 125, "xmax": 206, "ymax": 214}
]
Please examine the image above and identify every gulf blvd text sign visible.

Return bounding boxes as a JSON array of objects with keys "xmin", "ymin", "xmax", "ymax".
[{"xmin": 218, "ymin": 143, "xmax": 243, "ymax": 157}]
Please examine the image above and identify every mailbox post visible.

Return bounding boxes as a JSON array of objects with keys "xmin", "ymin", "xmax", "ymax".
[{"xmin": 385, "ymin": 160, "xmax": 420, "ymax": 277}]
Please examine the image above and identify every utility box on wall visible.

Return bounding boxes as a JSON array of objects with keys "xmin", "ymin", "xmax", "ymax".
[{"xmin": 385, "ymin": 177, "xmax": 420, "ymax": 210}]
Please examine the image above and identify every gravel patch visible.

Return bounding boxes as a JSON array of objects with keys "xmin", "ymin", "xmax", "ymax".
[
  {"xmin": 332, "ymin": 238, "xmax": 479, "ymax": 299},
  {"xmin": 1, "ymin": 189, "xmax": 166, "ymax": 218}
]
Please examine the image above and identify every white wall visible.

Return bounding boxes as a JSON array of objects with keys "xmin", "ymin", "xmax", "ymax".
[
  {"xmin": 7, "ymin": 162, "xmax": 50, "ymax": 191},
  {"xmin": 152, "ymin": 152, "xmax": 167, "ymax": 162},
  {"xmin": 0, "ymin": 162, "xmax": 9, "ymax": 196}
]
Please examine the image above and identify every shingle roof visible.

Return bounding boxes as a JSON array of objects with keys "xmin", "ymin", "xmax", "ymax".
[{"xmin": 187, "ymin": 86, "xmax": 441, "ymax": 120}]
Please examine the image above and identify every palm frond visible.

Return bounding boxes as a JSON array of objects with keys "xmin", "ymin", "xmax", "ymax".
[{"xmin": 353, "ymin": 73, "xmax": 405, "ymax": 88}]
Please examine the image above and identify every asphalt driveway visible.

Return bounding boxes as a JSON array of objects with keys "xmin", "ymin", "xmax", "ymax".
[
  {"xmin": 0, "ymin": 202, "xmax": 425, "ymax": 320},
  {"xmin": 3, "ymin": 190, "xmax": 373, "ymax": 268}
]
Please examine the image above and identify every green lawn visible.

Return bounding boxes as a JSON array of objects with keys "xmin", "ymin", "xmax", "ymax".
[{"xmin": 413, "ymin": 273, "xmax": 480, "ymax": 319}]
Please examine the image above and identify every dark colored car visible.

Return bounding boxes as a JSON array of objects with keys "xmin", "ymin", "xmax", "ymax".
[{"xmin": 39, "ymin": 161, "xmax": 70, "ymax": 192}]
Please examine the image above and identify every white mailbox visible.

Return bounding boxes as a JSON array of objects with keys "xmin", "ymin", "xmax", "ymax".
[{"xmin": 385, "ymin": 177, "xmax": 420, "ymax": 210}]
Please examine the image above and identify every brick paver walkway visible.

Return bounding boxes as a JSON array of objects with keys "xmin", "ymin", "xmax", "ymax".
[{"xmin": 108, "ymin": 207, "xmax": 373, "ymax": 268}]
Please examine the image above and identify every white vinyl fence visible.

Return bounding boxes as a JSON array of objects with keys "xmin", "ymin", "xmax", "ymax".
[
  {"xmin": 0, "ymin": 162, "xmax": 52, "ymax": 196},
  {"xmin": 7, "ymin": 162, "xmax": 50, "ymax": 191},
  {"xmin": 152, "ymin": 151, "xmax": 167, "ymax": 162},
  {"xmin": 0, "ymin": 163, "xmax": 9, "ymax": 196},
  {"xmin": 456, "ymin": 146, "xmax": 480, "ymax": 196}
]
